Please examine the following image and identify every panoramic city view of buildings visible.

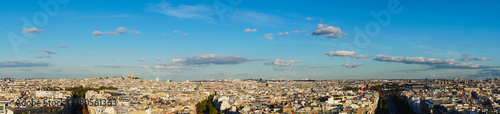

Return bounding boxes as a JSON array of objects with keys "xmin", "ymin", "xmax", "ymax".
[
  {"xmin": 1, "ymin": 76, "xmax": 500, "ymax": 113},
  {"xmin": 1, "ymin": 0, "xmax": 500, "ymax": 114}
]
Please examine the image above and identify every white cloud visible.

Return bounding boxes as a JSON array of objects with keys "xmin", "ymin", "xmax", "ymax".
[
  {"xmin": 35, "ymin": 55, "xmax": 51, "ymax": 58},
  {"xmin": 325, "ymin": 51, "xmax": 372, "ymax": 59},
  {"xmin": 92, "ymin": 31, "xmax": 104, "ymax": 36},
  {"xmin": 172, "ymin": 54, "xmax": 258, "ymax": 66},
  {"xmin": 137, "ymin": 59, "xmax": 146, "ymax": 61},
  {"xmin": 149, "ymin": 1, "xmax": 215, "ymax": 19},
  {"xmin": 350, "ymin": 54, "xmax": 372, "ymax": 59},
  {"xmin": 115, "ymin": 27, "xmax": 129, "ymax": 34},
  {"xmin": 264, "ymin": 33, "xmax": 274, "ymax": 40},
  {"xmin": 342, "ymin": 63, "xmax": 363, "ymax": 68},
  {"xmin": 326, "ymin": 51, "xmax": 357, "ymax": 56},
  {"xmin": 460, "ymin": 55, "xmax": 491, "ymax": 61},
  {"xmin": 95, "ymin": 65, "xmax": 137, "ymax": 68},
  {"xmin": 52, "ymin": 45, "xmax": 67, "ymax": 48},
  {"xmin": 277, "ymin": 32, "xmax": 289, "ymax": 35},
  {"xmin": 244, "ymin": 28, "xmax": 257, "ymax": 33},
  {"xmin": 306, "ymin": 17, "xmax": 314, "ymax": 21},
  {"xmin": 94, "ymin": 27, "xmax": 139, "ymax": 36},
  {"xmin": 24, "ymin": 28, "xmax": 44, "ymax": 34},
  {"xmin": 374, "ymin": 54, "xmax": 497, "ymax": 69},
  {"xmin": 142, "ymin": 65, "xmax": 183, "ymax": 69},
  {"xmin": 131, "ymin": 30, "xmax": 141, "ymax": 34},
  {"xmin": 173, "ymin": 30, "xmax": 188, "ymax": 36},
  {"xmin": 154, "ymin": 58, "xmax": 162, "ymax": 61},
  {"xmin": 265, "ymin": 59, "xmax": 301, "ymax": 66},
  {"xmin": 41, "ymin": 50, "xmax": 58, "ymax": 54},
  {"xmin": 312, "ymin": 24, "xmax": 347, "ymax": 38},
  {"xmin": 105, "ymin": 31, "xmax": 119, "ymax": 35},
  {"xmin": 0, "ymin": 60, "xmax": 52, "ymax": 68}
]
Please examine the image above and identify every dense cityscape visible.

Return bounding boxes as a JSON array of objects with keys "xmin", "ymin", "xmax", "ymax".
[
  {"xmin": 2, "ymin": 0, "xmax": 500, "ymax": 114},
  {"xmin": 1, "ymin": 74, "xmax": 499, "ymax": 114}
]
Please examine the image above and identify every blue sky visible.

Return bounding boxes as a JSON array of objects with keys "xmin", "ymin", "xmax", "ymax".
[{"xmin": 1, "ymin": 0, "xmax": 499, "ymax": 80}]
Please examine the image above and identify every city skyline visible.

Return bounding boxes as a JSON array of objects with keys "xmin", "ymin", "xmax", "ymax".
[{"xmin": 1, "ymin": 0, "xmax": 500, "ymax": 80}]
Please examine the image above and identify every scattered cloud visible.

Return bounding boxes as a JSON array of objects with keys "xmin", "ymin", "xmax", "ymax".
[
  {"xmin": 265, "ymin": 59, "xmax": 301, "ymax": 66},
  {"xmin": 95, "ymin": 65, "xmax": 137, "ymax": 68},
  {"xmin": 131, "ymin": 30, "xmax": 141, "ymax": 34},
  {"xmin": 0, "ymin": 60, "xmax": 52, "ymax": 68},
  {"xmin": 342, "ymin": 63, "xmax": 363, "ymax": 68},
  {"xmin": 350, "ymin": 55, "xmax": 372, "ymax": 59},
  {"xmin": 312, "ymin": 24, "xmax": 347, "ymax": 38},
  {"xmin": 374, "ymin": 54, "xmax": 498, "ymax": 69},
  {"xmin": 29, "ymin": 50, "xmax": 58, "ymax": 54},
  {"xmin": 244, "ymin": 28, "xmax": 257, "ymax": 33},
  {"xmin": 41, "ymin": 50, "xmax": 58, "ymax": 54},
  {"xmin": 460, "ymin": 54, "xmax": 491, "ymax": 61},
  {"xmin": 35, "ymin": 55, "xmax": 51, "ymax": 58},
  {"xmin": 137, "ymin": 59, "xmax": 146, "ymax": 61},
  {"xmin": 142, "ymin": 64, "xmax": 183, "ymax": 69},
  {"xmin": 92, "ymin": 31, "xmax": 104, "ymax": 36},
  {"xmin": 173, "ymin": 30, "xmax": 188, "ymax": 36},
  {"xmin": 210, "ymin": 72, "xmax": 231, "ymax": 75},
  {"xmin": 457, "ymin": 69, "xmax": 500, "ymax": 79},
  {"xmin": 23, "ymin": 28, "xmax": 44, "ymax": 34},
  {"xmin": 52, "ymin": 45, "xmax": 67, "ymax": 48},
  {"xmin": 292, "ymin": 30, "xmax": 308, "ymax": 34},
  {"xmin": 325, "ymin": 51, "xmax": 372, "ymax": 59},
  {"xmin": 172, "ymin": 54, "xmax": 258, "ymax": 66},
  {"xmin": 473, "ymin": 69, "xmax": 500, "ymax": 77},
  {"xmin": 277, "ymin": 32, "xmax": 289, "ymax": 35},
  {"xmin": 149, "ymin": 1, "xmax": 215, "ymax": 19},
  {"xmin": 93, "ymin": 27, "xmax": 139, "ymax": 36},
  {"xmin": 264, "ymin": 33, "xmax": 274, "ymax": 40},
  {"xmin": 105, "ymin": 31, "xmax": 118, "ymax": 35},
  {"xmin": 397, "ymin": 68, "xmax": 436, "ymax": 73},
  {"xmin": 265, "ymin": 31, "xmax": 300, "ymax": 40},
  {"xmin": 306, "ymin": 17, "xmax": 314, "ymax": 21},
  {"xmin": 154, "ymin": 58, "xmax": 162, "ymax": 61}
]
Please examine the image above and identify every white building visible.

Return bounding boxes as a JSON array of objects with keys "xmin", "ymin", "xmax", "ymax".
[{"xmin": 0, "ymin": 100, "xmax": 8, "ymax": 114}]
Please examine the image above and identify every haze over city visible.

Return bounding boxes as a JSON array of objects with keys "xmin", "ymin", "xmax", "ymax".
[{"xmin": 1, "ymin": 0, "xmax": 499, "ymax": 81}]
